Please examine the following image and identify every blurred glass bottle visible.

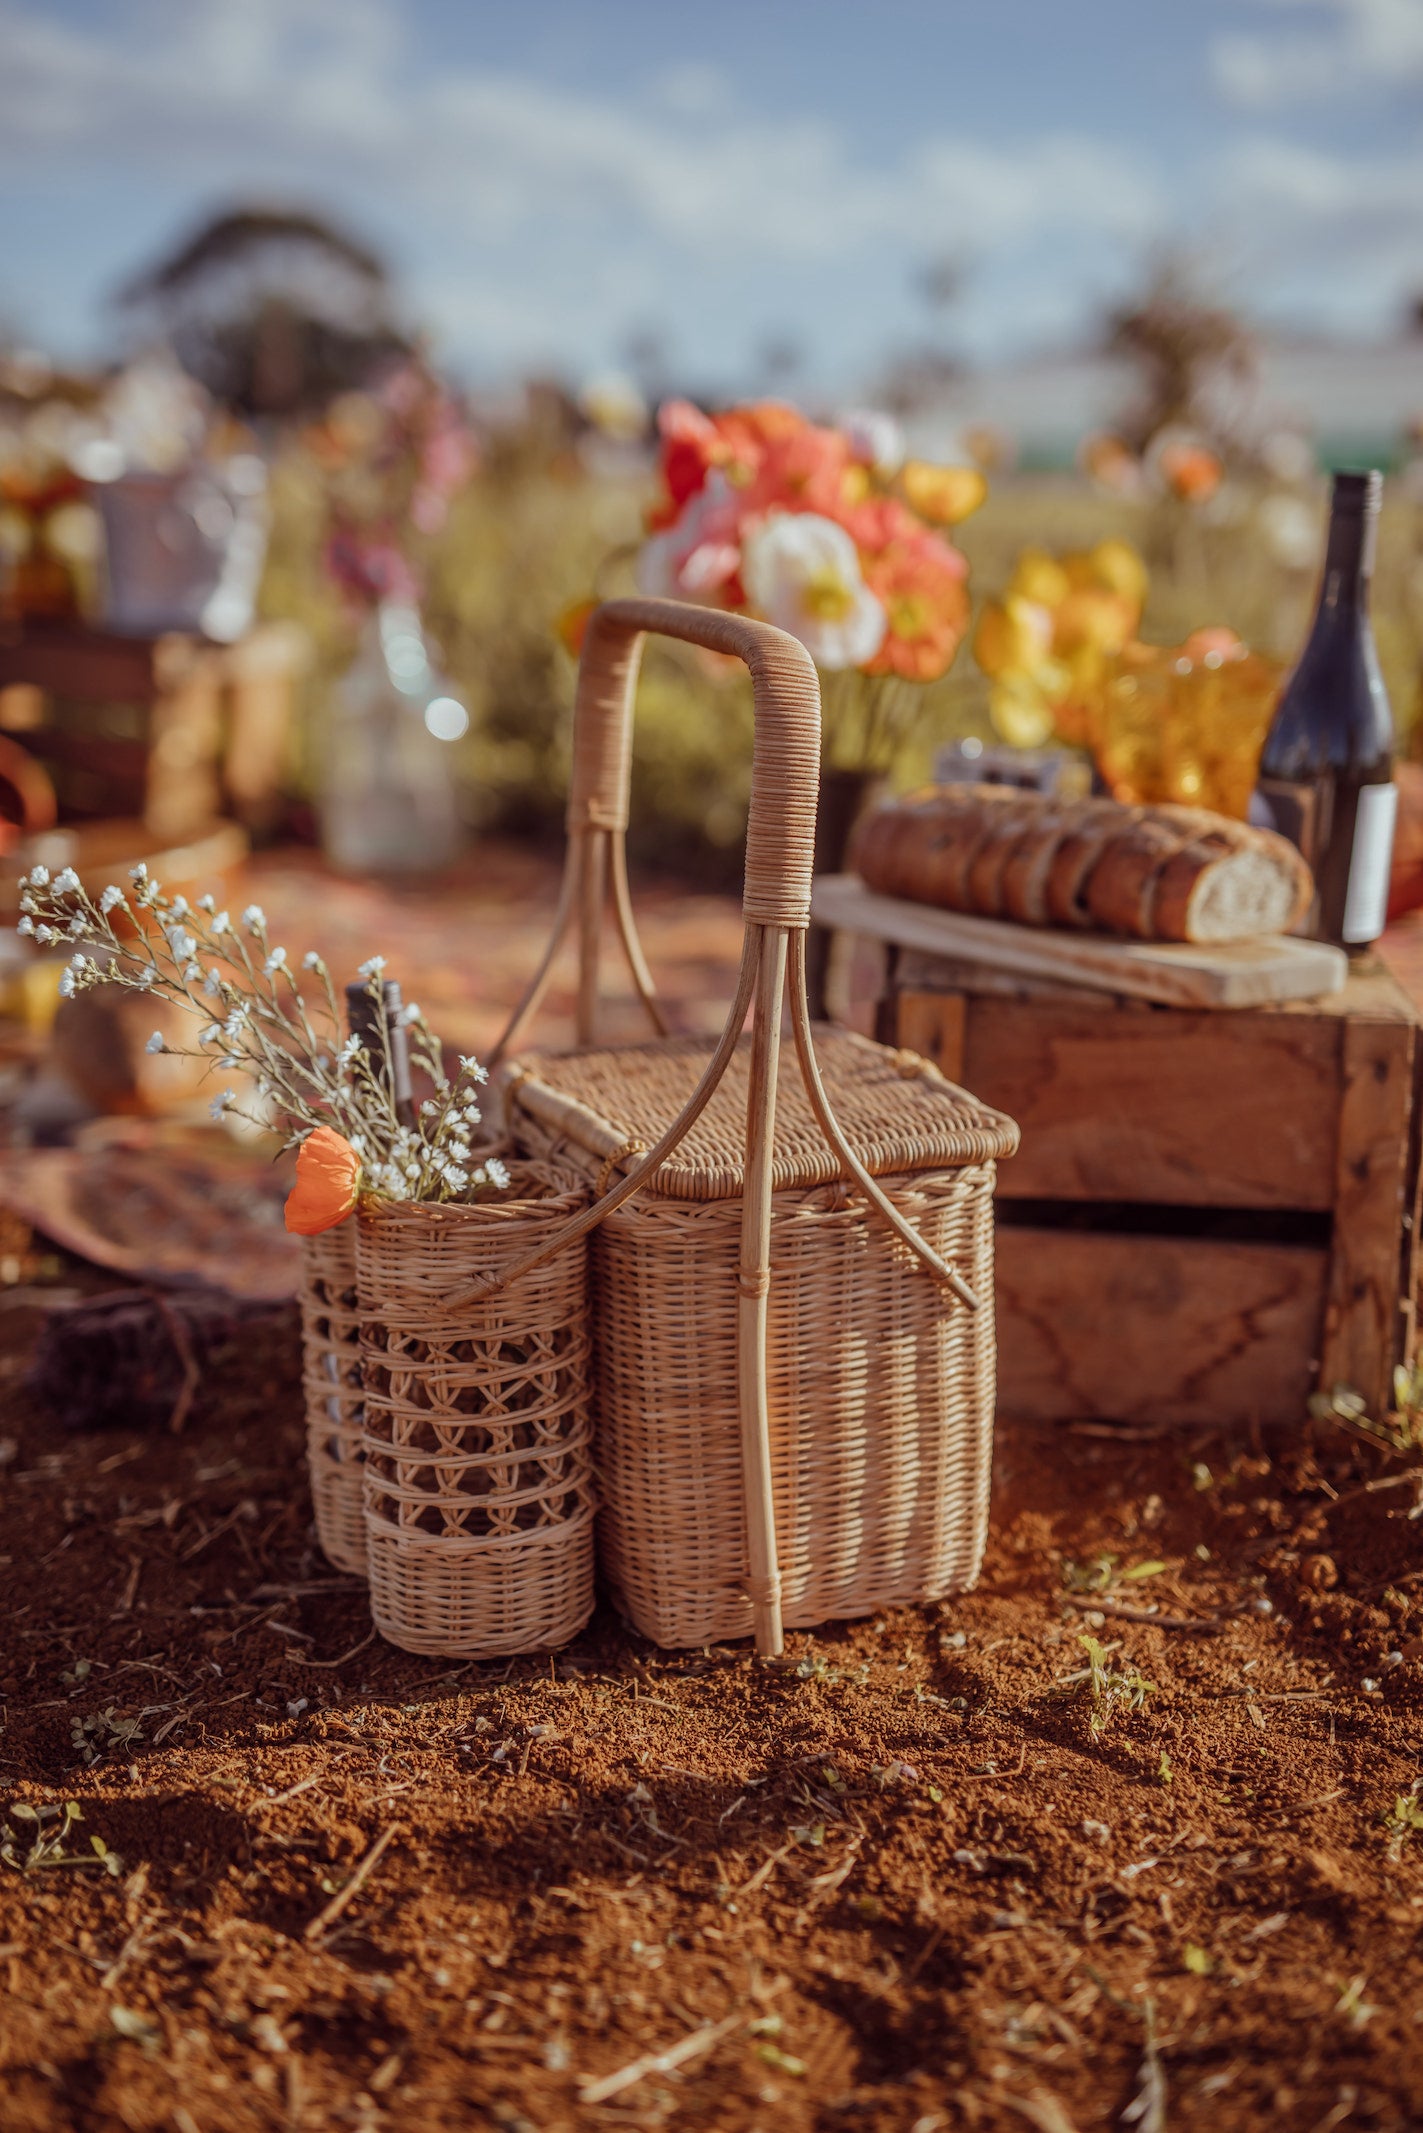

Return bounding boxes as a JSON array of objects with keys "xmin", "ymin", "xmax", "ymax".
[
  {"xmin": 1255, "ymin": 471, "xmax": 1395, "ymax": 952},
  {"xmin": 318, "ymin": 603, "xmax": 466, "ymax": 875}
]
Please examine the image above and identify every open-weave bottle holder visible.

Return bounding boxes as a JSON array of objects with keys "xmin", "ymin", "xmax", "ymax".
[
  {"xmin": 357, "ymin": 1163, "xmax": 595, "ymax": 1657},
  {"xmin": 299, "ymin": 1225, "xmax": 366, "ymax": 1576}
]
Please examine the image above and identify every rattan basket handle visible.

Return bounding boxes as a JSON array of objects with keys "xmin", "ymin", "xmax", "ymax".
[{"xmin": 568, "ymin": 597, "xmax": 822, "ymax": 929}]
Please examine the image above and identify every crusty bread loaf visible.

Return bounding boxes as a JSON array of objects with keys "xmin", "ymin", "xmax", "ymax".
[{"xmin": 852, "ymin": 785, "xmax": 1313, "ymax": 944}]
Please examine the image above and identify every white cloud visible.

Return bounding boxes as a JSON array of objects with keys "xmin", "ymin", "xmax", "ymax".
[
  {"xmin": 1213, "ymin": 0, "xmax": 1423, "ymax": 108},
  {"xmin": 1209, "ymin": 132, "xmax": 1423, "ymax": 319},
  {"xmin": 0, "ymin": 0, "xmax": 1417, "ymax": 380},
  {"xmin": 0, "ymin": 0, "xmax": 1165, "ymax": 376}
]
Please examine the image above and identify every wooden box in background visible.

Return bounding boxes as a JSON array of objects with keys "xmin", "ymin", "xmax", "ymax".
[{"xmin": 888, "ymin": 957, "xmax": 1423, "ymax": 1428}]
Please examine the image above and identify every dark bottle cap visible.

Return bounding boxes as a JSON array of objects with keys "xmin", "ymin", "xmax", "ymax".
[{"xmin": 1331, "ymin": 469, "xmax": 1383, "ymax": 514}]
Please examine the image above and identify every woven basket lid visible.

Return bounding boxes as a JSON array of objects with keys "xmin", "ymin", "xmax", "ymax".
[{"xmin": 503, "ymin": 1026, "xmax": 1018, "ymax": 1203}]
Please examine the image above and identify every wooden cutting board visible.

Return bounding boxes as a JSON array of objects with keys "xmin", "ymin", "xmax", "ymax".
[{"xmin": 811, "ymin": 873, "xmax": 1348, "ymax": 1010}]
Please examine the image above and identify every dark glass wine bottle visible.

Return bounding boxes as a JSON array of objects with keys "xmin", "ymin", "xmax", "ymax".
[
  {"xmin": 344, "ymin": 978, "xmax": 415, "ymax": 1127},
  {"xmin": 1255, "ymin": 469, "xmax": 1395, "ymax": 952}
]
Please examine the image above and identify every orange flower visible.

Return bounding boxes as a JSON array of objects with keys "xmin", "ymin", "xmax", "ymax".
[
  {"xmin": 284, "ymin": 1126, "xmax": 361, "ymax": 1236},
  {"xmin": 1158, "ymin": 441, "xmax": 1222, "ymax": 504},
  {"xmin": 556, "ymin": 597, "xmax": 597, "ymax": 658},
  {"xmin": 863, "ymin": 533, "xmax": 970, "ymax": 683},
  {"xmin": 742, "ymin": 423, "xmax": 856, "ymax": 525}
]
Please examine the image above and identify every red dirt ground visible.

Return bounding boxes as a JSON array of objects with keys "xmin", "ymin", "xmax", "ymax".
[{"xmin": 3, "ymin": 1319, "xmax": 1423, "ymax": 2133}]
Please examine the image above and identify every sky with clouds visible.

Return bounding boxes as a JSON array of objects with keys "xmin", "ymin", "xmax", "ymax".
[{"xmin": 1, "ymin": 0, "xmax": 1422, "ymax": 394}]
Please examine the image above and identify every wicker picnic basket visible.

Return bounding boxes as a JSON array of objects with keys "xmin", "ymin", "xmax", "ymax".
[
  {"xmin": 470, "ymin": 596, "xmax": 1019, "ymax": 1656},
  {"xmin": 299, "ymin": 1224, "xmax": 366, "ymax": 1576},
  {"xmin": 357, "ymin": 1162, "xmax": 596, "ymax": 1657}
]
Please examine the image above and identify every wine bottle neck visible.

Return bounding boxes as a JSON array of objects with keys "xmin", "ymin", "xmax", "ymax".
[
  {"xmin": 345, "ymin": 977, "xmax": 416, "ymax": 1127},
  {"xmin": 1317, "ymin": 475, "xmax": 1379, "ymax": 616}
]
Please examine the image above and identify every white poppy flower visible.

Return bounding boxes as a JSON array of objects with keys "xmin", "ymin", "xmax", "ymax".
[
  {"xmin": 263, "ymin": 947, "xmax": 288, "ymax": 973},
  {"xmin": 16, "ymin": 915, "xmax": 33, "ymax": 936},
  {"xmin": 742, "ymin": 514, "xmax": 886, "ymax": 671},
  {"xmin": 209, "ymin": 1088, "xmax": 235, "ymax": 1119},
  {"xmin": 145, "ymin": 1032, "xmax": 165, "ymax": 1054},
  {"xmin": 241, "ymin": 904, "xmax": 266, "ymax": 933},
  {"xmin": 358, "ymin": 956, "xmax": 386, "ymax": 979},
  {"xmin": 839, "ymin": 408, "xmax": 905, "ymax": 476},
  {"xmin": 53, "ymin": 866, "xmax": 80, "ymax": 894},
  {"xmin": 58, "ymin": 970, "xmax": 74, "ymax": 997},
  {"xmin": 211, "ymin": 911, "xmax": 231, "ymax": 935},
  {"xmin": 28, "ymin": 865, "xmax": 50, "ymax": 887},
  {"xmin": 302, "ymin": 951, "xmax": 323, "ymax": 971},
  {"xmin": 99, "ymin": 886, "xmax": 124, "ymax": 914},
  {"xmin": 485, "ymin": 1157, "xmax": 510, "ymax": 1191}
]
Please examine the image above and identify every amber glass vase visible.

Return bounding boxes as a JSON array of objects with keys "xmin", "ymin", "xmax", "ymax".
[{"xmin": 1086, "ymin": 640, "xmax": 1282, "ymax": 821}]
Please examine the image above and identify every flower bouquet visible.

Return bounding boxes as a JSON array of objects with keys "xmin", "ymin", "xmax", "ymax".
[
  {"xmin": 624, "ymin": 398, "xmax": 985, "ymax": 779},
  {"xmin": 565, "ymin": 398, "xmax": 985, "ymax": 1010},
  {"xmin": 19, "ymin": 862, "xmax": 596, "ymax": 1656}
]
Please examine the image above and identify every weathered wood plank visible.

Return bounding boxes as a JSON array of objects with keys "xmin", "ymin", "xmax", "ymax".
[
  {"xmin": 995, "ymin": 1228, "xmax": 1327, "ymax": 1428},
  {"xmin": 812, "ymin": 873, "xmax": 1347, "ymax": 1010},
  {"xmin": 947, "ymin": 994, "xmax": 1343, "ymax": 1211},
  {"xmin": 896, "ymin": 990, "xmax": 965, "ymax": 1085},
  {"xmin": 1320, "ymin": 1012, "xmax": 1417, "ymax": 1411}
]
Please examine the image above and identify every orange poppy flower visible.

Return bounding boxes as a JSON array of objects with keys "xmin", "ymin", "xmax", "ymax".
[
  {"xmin": 285, "ymin": 1126, "xmax": 362, "ymax": 1236},
  {"xmin": 1158, "ymin": 441, "xmax": 1223, "ymax": 505},
  {"xmin": 863, "ymin": 534, "xmax": 971, "ymax": 683}
]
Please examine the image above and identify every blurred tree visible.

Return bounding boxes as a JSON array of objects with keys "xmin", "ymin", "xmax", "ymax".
[
  {"xmin": 113, "ymin": 207, "xmax": 408, "ymax": 420},
  {"xmin": 1105, "ymin": 253, "xmax": 1256, "ymax": 452}
]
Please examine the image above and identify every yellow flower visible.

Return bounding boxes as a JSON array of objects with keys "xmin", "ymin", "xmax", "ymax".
[
  {"xmin": 990, "ymin": 673, "xmax": 1057, "ymax": 750},
  {"xmin": 899, "ymin": 460, "xmax": 987, "ymax": 527},
  {"xmin": 1085, "ymin": 537, "xmax": 1148, "ymax": 610},
  {"xmin": 1006, "ymin": 547, "xmax": 1070, "ymax": 609},
  {"xmin": 973, "ymin": 594, "xmax": 1053, "ymax": 680}
]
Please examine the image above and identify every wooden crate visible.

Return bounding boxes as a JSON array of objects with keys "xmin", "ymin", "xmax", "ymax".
[
  {"xmin": 0, "ymin": 619, "xmax": 304, "ymax": 841},
  {"xmin": 887, "ymin": 954, "xmax": 1423, "ymax": 1428}
]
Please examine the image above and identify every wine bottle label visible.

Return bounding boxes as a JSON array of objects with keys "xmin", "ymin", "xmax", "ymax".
[
  {"xmin": 1342, "ymin": 781, "xmax": 1398, "ymax": 944},
  {"xmin": 1255, "ymin": 777, "xmax": 1323, "ymax": 867}
]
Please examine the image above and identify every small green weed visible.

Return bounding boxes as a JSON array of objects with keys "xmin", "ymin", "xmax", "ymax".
[
  {"xmin": 70, "ymin": 1706, "xmax": 144, "ymax": 1766},
  {"xmin": 1310, "ymin": 1378, "xmax": 1423, "ymax": 1458},
  {"xmin": 1, "ymin": 1800, "xmax": 122, "ymax": 1877},
  {"xmin": 1384, "ymin": 1789, "xmax": 1423, "ymax": 1862},
  {"xmin": 1067, "ymin": 1635, "xmax": 1156, "ymax": 1736}
]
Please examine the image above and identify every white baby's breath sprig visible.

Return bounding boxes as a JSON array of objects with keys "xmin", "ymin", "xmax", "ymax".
[{"xmin": 15, "ymin": 865, "xmax": 507, "ymax": 1211}]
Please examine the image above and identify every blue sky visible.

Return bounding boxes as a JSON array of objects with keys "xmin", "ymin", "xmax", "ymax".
[{"xmin": 2, "ymin": 0, "xmax": 1422, "ymax": 395}]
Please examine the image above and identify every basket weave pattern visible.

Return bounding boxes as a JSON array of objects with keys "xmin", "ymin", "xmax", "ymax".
[
  {"xmin": 357, "ymin": 1167, "xmax": 595, "ymax": 1656},
  {"xmin": 524, "ymin": 1101, "xmax": 998, "ymax": 1643},
  {"xmin": 299, "ymin": 1225, "xmax": 366, "ymax": 1576}
]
